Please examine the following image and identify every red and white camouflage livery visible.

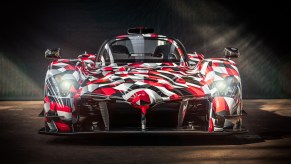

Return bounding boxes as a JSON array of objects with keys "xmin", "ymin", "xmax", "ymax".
[{"xmin": 40, "ymin": 28, "xmax": 244, "ymax": 135}]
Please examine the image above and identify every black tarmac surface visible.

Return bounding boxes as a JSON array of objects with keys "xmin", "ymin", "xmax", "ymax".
[{"xmin": 0, "ymin": 100, "xmax": 291, "ymax": 163}]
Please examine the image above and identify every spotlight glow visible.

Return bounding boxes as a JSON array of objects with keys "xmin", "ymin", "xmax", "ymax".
[
  {"xmin": 0, "ymin": 53, "xmax": 42, "ymax": 100},
  {"xmin": 165, "ymin": 0, "xmax": 284, "ymax": 98}
]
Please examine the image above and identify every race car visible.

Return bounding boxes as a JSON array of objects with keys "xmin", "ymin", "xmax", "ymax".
[{"xmin": 39, "ymin": 27, "xmax": 244, "ymax": 135}]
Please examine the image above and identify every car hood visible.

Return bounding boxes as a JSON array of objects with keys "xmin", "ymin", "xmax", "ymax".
[{"xmin": 80, "ymin": 63, "xmax": 210, "ymax": 110}]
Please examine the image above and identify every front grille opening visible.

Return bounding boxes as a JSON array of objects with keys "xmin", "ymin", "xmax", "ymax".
[
  {"xmin": 108, "ymin": 102, "xmax": 180, "ymax": 129},
  {"xmin": 107, "ymin": 103, "xmax": 141, "ymax": 129},
  {"xmin": 146, "ymin": 102, "xmax": 180, "ymax": 128},
  {"xmin": 78, "ymin": 99, "xmax": 210, "ymax": 131},
  {"xmin": 183, "ymin": 99, "xmax": 209, "ymax": 131}
]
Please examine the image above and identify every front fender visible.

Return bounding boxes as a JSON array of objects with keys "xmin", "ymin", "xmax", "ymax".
[
  {"xmin": 200, "ymin": 58, "xmax": 242, "ymax": 131},
  {"xmin": 43, "ymin": 59, "xmax": 84, "ymax": 132}
]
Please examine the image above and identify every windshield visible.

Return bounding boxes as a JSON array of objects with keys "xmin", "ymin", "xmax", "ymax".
[{"xmin": 99, "ymin": 37, "xmax": 187, "ymax": 65}]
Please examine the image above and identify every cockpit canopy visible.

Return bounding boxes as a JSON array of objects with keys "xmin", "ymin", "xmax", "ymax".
[{"xmin": 97, "ymin": 35, "xmax": 188, "ymax": 66}]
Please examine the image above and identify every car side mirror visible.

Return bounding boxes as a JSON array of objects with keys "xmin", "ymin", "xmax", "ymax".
[
  {"xmin": 224, "ymin": 47, "xmax": 239, "ymax": 59},
  {"xmin": 45, "ymin": 48, "xmax": 61, "ymax": 59}
]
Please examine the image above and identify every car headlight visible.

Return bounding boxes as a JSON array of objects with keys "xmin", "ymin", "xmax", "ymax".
[
  {"xmin": 58, "ymin": 80, "xmax": 73, "ymax": 97},
  {"xmin": 60, "ymin": 81, "xmax": 72, "ymax": 91},
  {"xmin": 213, "ymin": 77, "xmax": 239, "ymax": 97},
  {"xmin": 215, "ymin": 80, "xmax": 227, "ymax": 91},
  {"xmin": 54, "ymin": 74, "xmax": 78, "ymax": 96}
]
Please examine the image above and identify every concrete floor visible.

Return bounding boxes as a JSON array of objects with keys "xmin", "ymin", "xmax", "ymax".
[{"xmin": 0, "ymin": 100, "xmax": 291, "ymax": 163}]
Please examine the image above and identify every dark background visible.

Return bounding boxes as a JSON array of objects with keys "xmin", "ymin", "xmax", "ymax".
[{"xmin": 0, "ymin": 0, "xmax": 291, "ymax": 100}]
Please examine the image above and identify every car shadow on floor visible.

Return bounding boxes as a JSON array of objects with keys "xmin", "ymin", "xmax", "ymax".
[{"xmin": 47, "ymin": 134, "xmax": 263, "ymax": 146}]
